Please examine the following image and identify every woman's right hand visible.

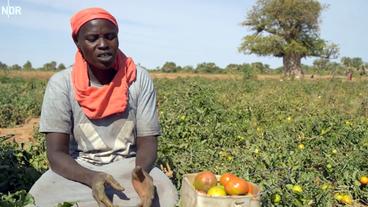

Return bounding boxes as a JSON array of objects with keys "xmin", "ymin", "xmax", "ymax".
[{"xmin": 91, "ymin": 172, "xmax": 125, "ymax": 207}]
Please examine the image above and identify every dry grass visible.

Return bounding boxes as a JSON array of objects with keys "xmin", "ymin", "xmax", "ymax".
[
  {"xmin": 149, "ymin": 72, "xmax": 242, "ymax": 80},
  {"xmin": 0, "ymin": 70, "xmax": 366, "ymax": 81},
  {"xmin": 0, "ymin": 70, "xmax": 54, "ymax": 80}
]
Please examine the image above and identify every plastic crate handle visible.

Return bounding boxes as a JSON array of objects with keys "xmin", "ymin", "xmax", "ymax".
[{"xmin": 231, "ymin": 199, "xmax": 251, "ymax": 207}]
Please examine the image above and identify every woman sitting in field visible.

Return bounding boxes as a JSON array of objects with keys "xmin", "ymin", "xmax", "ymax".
[{"xmin": 29, "ymin": 7, "xmax": 177, "ymax": 207}]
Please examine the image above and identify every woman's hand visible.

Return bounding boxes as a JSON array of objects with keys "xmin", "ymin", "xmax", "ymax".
[
  {"xmin": 91, "ymin": 172, "xmax": 125, "ymax": 207},
  {"xmin": 132, "ymin": 166, "xmax": 154, "ymax": 207}
]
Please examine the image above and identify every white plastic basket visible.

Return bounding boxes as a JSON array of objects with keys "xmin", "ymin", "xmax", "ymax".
[{"xmin": 179, "ymin": 173, "xmax": 261, "ymax": 207}]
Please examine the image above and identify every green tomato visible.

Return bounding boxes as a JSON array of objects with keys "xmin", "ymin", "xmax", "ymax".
[
  {"xmin": 321, "ymin": 183, "xmax": 330, "ymax": 191},
  {"xmin": 180, "ymin": 115, "xmax": 186, "ymax": 121},
  {"xmin": 292, "ymin": 185, "xmax": 303, "ymax": 194},
  {"xmin": 272, "ymin": 193, "xmax": 282, "ymax": 204}
]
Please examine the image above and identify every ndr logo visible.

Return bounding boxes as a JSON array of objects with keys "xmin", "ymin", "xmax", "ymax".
[{"xmin": 1, "ymin": 0, "xmax": 22, "ymax": 18}]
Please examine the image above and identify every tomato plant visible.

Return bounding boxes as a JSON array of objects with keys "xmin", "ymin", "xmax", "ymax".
[{"xmin": 1, "ymin": 74, "xmax": 368, "ymax": 206}]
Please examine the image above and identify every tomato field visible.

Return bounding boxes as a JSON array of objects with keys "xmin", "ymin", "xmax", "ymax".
[{"xmin": 0, "ymin": 74, "xmax": 367, "ymax": 206}]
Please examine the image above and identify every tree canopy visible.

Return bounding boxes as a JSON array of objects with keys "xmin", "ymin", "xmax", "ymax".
[
  {"xmin": 23, "ymin": 61, "xmax": 33, "ymax": 70},
  {"xmin": 239, "ymin": 0, "xmax": 338, "ymax": 77},
  {"xmin": 57, "ymin": 63, "xmax": 66, "ymax": 70},
  {"xmin": 42, "ymin": 61, "xmax": 57, "ymax": 70}
]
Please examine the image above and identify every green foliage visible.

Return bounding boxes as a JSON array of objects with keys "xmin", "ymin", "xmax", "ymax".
[
  {"xmin": 0, "ymin": 76, "xmax": 46, "ymax": 127},
  {"xmin": 1, "ymin": 75, "xmax": 368, "ymax": 206},
  {"xmin": 156, "ymin": 78, "xmax": 368, "ymax": 206},
  {"xmin": 0, "ymin": 132, "xmax": 47, "ymax": 194},
  {"xmin": 239, "ymin": 0, "xmax": 339, "ymax": 75},
  {"xmin": 57, "ymin": 63, "xmax": 66, "ymax": 70},
  {"xmin": 56, "ymin": 201, "xmax": 77, "ymax": 207},
  {"xmin": 240, "ymin": 0, "xmax": 327, "ymax": 57},
  {"xmin": 195, "ymin": 62, "xmax": 222, "ymax": 73},
  {"xmin": 320, "ymin": 43, "xmax": 339, "ymax": 60},
  {"xmin": 225, "ymin": 64, "xmax": 243, "ymax": 71},
  {"xmin": 240, "ymin": 35, "xmax": 285, "ymax": 57},
  {"xmin": 9, "ymin": 64, "xmax": 22, "ymax": 70},
  {"xmin": 161, "ymin": 61, "xmax": 179, "ymax": 73},
  {"xmin": 308, "ymin": 57, "xmax": 368, "ymax": 77},
  {"xmin": 0, "ymin": 190, "xmax": 35, "ymax": 207},
  {"xmin": 341, "ymin": 57, "xmax": 366, "ymax": 75},
  {"xmin": 42, "ymin": 61, "xmax": 57, "ymax": 70},
  {"xmin": 0, "ymin": 61, "xmax": 8, "ymax": 70},
  {"xmin": 313, "ymin": 58, "xmax": 330, "ymax": 71},
  {"xmin": 22, "ymin": 61, "xmax": 33, "ymax": 71},
  {"xmin": 242, "ymin": 66, "xmax": 257, "ymax": 80},
  {"xmin": 0, "ymin": 60, "xmax": 68, "ymax": 71},
  {"xmin": 341, "ymin": 57, "xmax": 364, "ymax": 69},
  {"xmin": 181, "ymin": 65, "xmax": 194, "ymax": 72},
  {"xmin": 308, "ymin": 61, "xmax": 348, "ymax": 76},
  {"xmin": 0, "ymin": 130, "xmax": 47, "ymax": 206}
]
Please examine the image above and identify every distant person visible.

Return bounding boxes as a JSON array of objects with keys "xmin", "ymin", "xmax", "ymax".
[
  {"xmin": 347, "ymin": 71, "xmax": 353, "ymax": 80},
  {"xmin": 29, "ymin": 7, "xmax": 177, "ymax": 207}
]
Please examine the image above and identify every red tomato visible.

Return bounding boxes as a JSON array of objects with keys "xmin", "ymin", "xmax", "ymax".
[
  {"xmin": 219, "ymin": 173, "xmax": 237, "ymax": 186},
  {"xmin": 247, "ymin": 182, "xmax": 260, "ymax": 195},
  {"xmin": 224, "ymin": 177, "xmax": 249, "ymax": 195},
  {"xmin": 193, "ymin": 171, "xmax": 217, "ymax": 193}
]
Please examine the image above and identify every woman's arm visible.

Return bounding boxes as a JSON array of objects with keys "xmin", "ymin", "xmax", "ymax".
[
  {"xmin": 132, "ymin": 135, "xmax": 158, "ymax": 207},
  {"xmin": 135, "ymin": 135, "xmax": 158, "ymax": 172},
  {"xmin": 132, "ymin": 68, "xmax": 161, "ymax": 206},
  {"xmin": 46, "ymin": 132, "xmax": 124, "ymax": 207},
  {"xmin": 46, "ymin": 132, "xmax": 97, "ymax": 186}
]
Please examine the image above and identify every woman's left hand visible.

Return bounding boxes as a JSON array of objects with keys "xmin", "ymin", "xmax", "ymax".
[{"xmin": 132, "ymin": 166, "xmax": 154, "ymax": 207}]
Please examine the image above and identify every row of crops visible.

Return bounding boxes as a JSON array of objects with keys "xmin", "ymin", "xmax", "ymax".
[
  {"xmin": 0, "ymin": 76, "xmax": 47, "ymax": 206},
  {"xmin": 0, "ymin": 74, "xmax": 367, "ymax": 206}
]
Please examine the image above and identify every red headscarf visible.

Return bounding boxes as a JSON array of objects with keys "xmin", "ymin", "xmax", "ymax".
[
  {"xmin": 71, "ymin": 7, "xmax": 118, "ymax": 41},
  {"xmin": 70, "ymin": 8, "xmax": 136, "ymax": 119}
]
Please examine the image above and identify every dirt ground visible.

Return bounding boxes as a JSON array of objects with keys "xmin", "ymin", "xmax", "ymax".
[{"xmin": 0, "ymin": 117, "xmax": 39, "ymax": 143}]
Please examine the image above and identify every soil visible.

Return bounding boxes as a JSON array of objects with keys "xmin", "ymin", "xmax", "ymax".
[{"xmin": 0, "ymin": 117, "xmax": 40, "ymax": 143}]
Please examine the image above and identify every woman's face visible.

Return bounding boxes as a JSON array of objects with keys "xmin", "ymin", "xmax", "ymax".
[{"xmin": 75, "ymin": 19, "xmax": 119, "ymax": 70}]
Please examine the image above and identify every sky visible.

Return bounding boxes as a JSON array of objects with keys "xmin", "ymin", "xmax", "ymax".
[{"xmin": 0, "ymin": 0, "xmax": 367, "ymax": 69}]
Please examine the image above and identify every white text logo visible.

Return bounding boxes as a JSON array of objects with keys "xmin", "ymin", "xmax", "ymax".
[{"xmin": 1, "ymin": 0, "xmax": 22, "ymax": 18}]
